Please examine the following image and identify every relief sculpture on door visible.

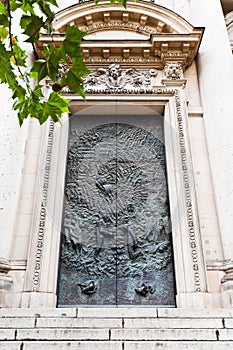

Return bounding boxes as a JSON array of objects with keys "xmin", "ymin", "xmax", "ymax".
[{"xmin": 57, "ymin": 115, "xmax": 175, "ymax": 306}]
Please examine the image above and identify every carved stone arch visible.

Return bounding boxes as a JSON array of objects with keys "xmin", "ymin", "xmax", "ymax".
[
  {"xmin": 35, "ymin": 0, "xmax": 204, "ymax": 70},
  {"xmin": 53, "ymin": 0, "xmax": 194, "ymax": 35}
]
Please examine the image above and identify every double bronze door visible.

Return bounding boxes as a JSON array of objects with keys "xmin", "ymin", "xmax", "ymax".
[{"xmin": 57, "ymin": 115, "xmax": 175, "ymax": 306}]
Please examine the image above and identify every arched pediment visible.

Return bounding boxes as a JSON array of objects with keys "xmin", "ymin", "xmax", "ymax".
[
  {"xmin": 35, "ymin": 0, "xmax": 204, "ymax": 69},
  {"xmin": 53, "ymin": 0, "xmax": 194, "ymax": 36}
]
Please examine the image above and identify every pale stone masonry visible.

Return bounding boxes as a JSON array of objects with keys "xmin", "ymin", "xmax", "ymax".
[
  {"xmin": 1, "ymin": 0, "xmax": 233, "ymax": 349},
  {"xmin": 0, "ymin": 308, "xmax": 233, "ymax": 349}
]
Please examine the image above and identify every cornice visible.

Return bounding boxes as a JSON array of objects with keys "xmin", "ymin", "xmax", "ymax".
[{"xmin": 35, "ymin": 30, "xmax": 203, "ymax": 70}]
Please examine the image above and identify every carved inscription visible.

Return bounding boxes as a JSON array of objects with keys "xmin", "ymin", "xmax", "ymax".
[
  {"xmin": 57, "ymin": 116, "xmax": 175, "ymax": 306},
  {"xmin": 32, "ymin": 121, "xmax": 54, "ymax": 291},
  {"xmin": 175, "ymin": 91, "xmax": 201, "ymax": 292}
]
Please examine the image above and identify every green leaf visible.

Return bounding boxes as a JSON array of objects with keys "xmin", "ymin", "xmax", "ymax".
[
  {"xmin": 0, "ymin": 2, "xmax": 8, "ymax": 16},
  {"xmin": 47, "ymin": 92, "xmax": 69, "ymax": 112},
  {"xmin": 0, "ymin": 14, "xmax": 9, "ymax": 28},
  {"xmin": 12, "ymin": 44, "xmax": 27, "ymax": 67},
  {"xmin": 14, "ymin": 0, "xmax": 35, "ymax": 14},
  {"xmin": 62, "ymin": 69, "xmax": 84, "ymax": 94},
  {"xmin": 30, "ymin": 60, "xmax": 48, "ymax": 81},
  {"xmin": 9, "ymin": 0, "xmax": 23, "ymax": 12},
  {"xmin": 0, "ymin": 0, "xmax": 97, "ymax": 126},
  {"xmin": 121, "ymin": 0, "xmax": 127, "ymax": 8},
  {"xmin": 12, "ymin": 85, "xmax": 27, "ymax": 102},
  {"xmin": 0, "ymin": 28, "xmax": 8, "ymax": 41},
  {"xmin": 37, "ymin": 1, "xmax": 55, "ymax": 28},
  {"xmin": 20, "ymin": 14, "xmax": 44, "ymax": 42},
  {"xmin": 43, "ymin": 44, "xmax": 61, "ymax": 81},
  {"xmin": 32, "ymin": 85, "xmax": 43, "ymax": 99},
  {"xmin": 39, "ymin": 92, "xmax": 69, "ymax": 124},
  {"xmin": 0, "ymin": 43, "xmax": 16, "ymax": 85},
  {"xmin": 13, "ymin": 98, "xmax": 30, "ymax": 126},
  {"xmin": 48, "ymin": 0, "xmax": 58, "ymax": 7},
  {"xmin": 63, "ymin": 25, "xmax": 86, "ymax": 58},
  {"xmin": 72, "ymin": 56, "xmax": 91, "ymax": 77}
]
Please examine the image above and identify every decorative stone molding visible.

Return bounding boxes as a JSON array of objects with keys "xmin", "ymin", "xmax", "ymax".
[
  {"xmin": 36, "ymin": 31, "xmax": 203, "ymax": 69},
  {"xmin": 31, "ymin": 121, "xmax": 55, "ymax": 292},
  {"xmin": 53, "ymin": 0, "xmax": 193, "ymax": 34},
  {"xmin": 174, "ymin": 90, "xmax": 206, "ymax": 292},
  {"xmin": 207, "ymin": 259, "xmax": 233, "ymax": 291},
  {"xmin": 163, "ymin": 62, "xmax": 183, "ymax": 80},
  {"xmin": 84, "ymin": 64, "xmax": 158, "ymax": 93},
  {"xmin": 54, "ymin": 64, "xmax": 176, "ymax": 95},
  {"xmin": 0, "ymin": 258, "xmax": 13, "ymax": 288},
  {"xmin": 225, "ymin": 11, "xmax": 233, "ymax": 53},
  {"xmin": 221, "ymin": 262, "xmax": 233, "ymax": 292}
]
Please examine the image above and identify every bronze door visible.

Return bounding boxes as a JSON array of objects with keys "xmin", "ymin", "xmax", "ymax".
[{"xmin": 57, "ymin": 115, "xmax": 175, "ymax": 306}]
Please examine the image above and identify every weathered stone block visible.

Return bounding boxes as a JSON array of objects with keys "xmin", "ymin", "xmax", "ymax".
[
  {"xmin": 123, "ymin": 317, "xmax": 222, "ymax": 329},
  {"xmin": 36, "ymin": 317, "xmax": 122, "ymax": 328},
  {"xmin": 77, "ymin": 308, "xmax": 156, "ymax": 318},
  {"xmin": 111, "ymin": 328, "xmax": 216, "ymax": 341},
  {"xmin": 224, "ymin": 318, "xmax": 233, "ymax": 328},
  {"xmin": 157, "ymin": 308, "xmax": 233, "ymax": 318},
  {"xmin": 16, "ymin": 328, "xmax": 109, "ymax": 341},
  {"xmin": 125, "ymin": 341, "xmax": 233, "ymax": 350},
  {"xmin": 218, "ymin": 329, "xmax": 233, "ymax": 341},
  {"xmin": 23, "ymin": 341, "xmax": 122, "ymax": 350},
  {"xmin": 0, "ymin": 342, "xmax": 21, "ymax": 350},
  {"xmin": 0, "ymin": 308, "xmax": 76, "ymax": 318},
  {"xmin": 0, "ymin": 317, "xmax": 35, "ymax": 328},
  {"xmin": 0, "ymin": 329, "xmax": 15, "ymax": 340}
]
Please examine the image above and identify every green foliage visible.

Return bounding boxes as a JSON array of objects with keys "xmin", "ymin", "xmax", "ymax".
[
  {"xmin": 0, "ymin": 0, "xmax": 126, "ymax": 126},
  {"xmin": 94, "ymin": 0, "xmax": 126, "ymax": 7}
]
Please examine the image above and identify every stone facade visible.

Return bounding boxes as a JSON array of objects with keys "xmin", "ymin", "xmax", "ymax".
[{"xmin": 0, "ymin": 0, "xmax": 233, "ymax": 348}]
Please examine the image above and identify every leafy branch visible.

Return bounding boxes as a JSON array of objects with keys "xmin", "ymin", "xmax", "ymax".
[{"xmin": 0, "ymin": 0, "xmax": 127, "ymax": 126}]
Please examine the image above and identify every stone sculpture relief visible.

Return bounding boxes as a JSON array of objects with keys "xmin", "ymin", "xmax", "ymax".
[
  {"xmin": 84, "ymin": 64, "xmax": 158, "ymax": 93},
  {"xmin": 54, "ymin": 63, "xmax": 177, "ymax": 95},
  {"xmin": 164, "ymin": 62, "xmax": 183, "ymax": 79}
]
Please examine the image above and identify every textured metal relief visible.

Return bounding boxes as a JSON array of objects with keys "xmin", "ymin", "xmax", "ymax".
[{"xmin": 57, "ymin": 116, "xmax": 175, "ymax": 306}]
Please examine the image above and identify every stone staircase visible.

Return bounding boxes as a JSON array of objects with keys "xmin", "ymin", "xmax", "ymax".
[{"xmin": 0, "ymin": 308, "xmax": 233, "ymax": 349}]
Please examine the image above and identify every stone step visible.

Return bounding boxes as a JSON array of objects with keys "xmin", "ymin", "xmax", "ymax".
[
  {"xmin": 1, "ymin": 308, "xmax": 233, "ymax": 318},
  {"xmin": 33, "ymin": 316, "xmax": 228, "ymax": 329},
  {"xmin": 1, "ymin": 327, "xmax": 233, "ymax": 341},
  {"xmin": 1, "ymin": 341, "xmax": 233, "ymax": 350},
  {"xmin": 0, "ymin": 309, "xmax": 233, "ymax": 350},
  {"xmin": 0, "ymin": 316, "xmax": 229, "ymax": 329}
]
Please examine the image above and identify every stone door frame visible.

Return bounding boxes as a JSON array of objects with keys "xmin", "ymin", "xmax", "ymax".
[{"xmin": 21, "ymin": 90, "xmax": 208, "ymax": 308}]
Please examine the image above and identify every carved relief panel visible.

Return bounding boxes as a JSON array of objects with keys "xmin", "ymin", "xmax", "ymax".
[{"xmin": 57, "ymin": 114, "xmax": 175, "ymax": 306}]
